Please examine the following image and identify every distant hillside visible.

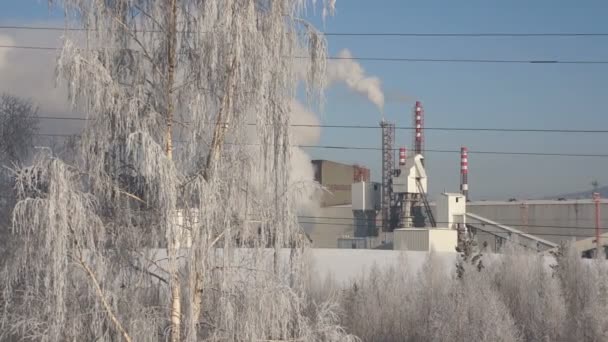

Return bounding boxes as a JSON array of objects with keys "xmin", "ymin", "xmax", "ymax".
[{"xmin": 544, "ymin": 186, "xmax": 608, "ymax": 200}]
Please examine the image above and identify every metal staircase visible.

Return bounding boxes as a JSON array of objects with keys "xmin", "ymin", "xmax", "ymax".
[{"xmin": 416, "ymin": 178, "xmax": 436, "ymax": 227}]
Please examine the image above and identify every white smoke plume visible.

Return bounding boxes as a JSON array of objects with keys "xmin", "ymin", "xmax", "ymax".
[
  {"xmin": 0, "ymin": 29, "xmax": 73, "ymax": 116},
  {"xmin": 327, "ymin": 48, "xmax": 385, "ymax": 111},
  {"xmin": 0, "ymin": 35, "xmax": 14, "ymax": 70},
  {"xmin": 290, "ymin": 99, "xmax": 321, "ymax": 145},
  {"xmin": 245, "ymin": 99, "xmax": 322, "ymax": 215},
  {"xmin": 288, "ymin": 99, "xmax": 322, "ymax": 215}
]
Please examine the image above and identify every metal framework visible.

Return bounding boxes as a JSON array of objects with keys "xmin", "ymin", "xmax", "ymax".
[{"xmin": 380, "ymin": 120, "xmax": 395, "ymax": 232}]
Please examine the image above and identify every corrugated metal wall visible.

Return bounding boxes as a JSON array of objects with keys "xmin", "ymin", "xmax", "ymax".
[
  {"xmin": 394, "ymin": 229, "xmax": 429, "ymax": 251},
  {"xmin": 468, "ymin": 200, "xmax": 608, "ymax": 245}
]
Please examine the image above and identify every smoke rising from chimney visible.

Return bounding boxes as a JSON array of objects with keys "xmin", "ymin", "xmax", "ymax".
[{"xmin": 327, "ymin": 49, "xmax": 385, "ymax": 112}]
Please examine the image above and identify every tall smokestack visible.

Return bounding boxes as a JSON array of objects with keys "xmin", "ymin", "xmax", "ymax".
[
  {"xmin": 460, "ymin": 147, "xmax": 469, "ymax": 199},
  {"xmin": 414, "ymin": 101, "xmax": 424, "ymax": 156},
  {"xmin": 399, "ymin": 147, "xmax": 407, "ymax": 166}
]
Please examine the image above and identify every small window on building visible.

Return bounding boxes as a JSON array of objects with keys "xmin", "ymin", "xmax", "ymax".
[
  {"xmin": 374, "ymin": 184, "xmax": 378, "ymax": 190},
  {"xmin": 456, "ymin": 197, "xmax": 459, "ymax": 203}
]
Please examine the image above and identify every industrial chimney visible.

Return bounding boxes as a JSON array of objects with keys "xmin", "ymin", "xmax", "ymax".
[
  {"xmin": 399, "ymin": 147, "xmax": 407, "ymax": 166},
  {"xmin": 460, "ymin": 147, "xmax": 469, "ymax": 199},
  {"xmin": 414, "ymin": 101, "xmax": 424, "ymax": 156}
]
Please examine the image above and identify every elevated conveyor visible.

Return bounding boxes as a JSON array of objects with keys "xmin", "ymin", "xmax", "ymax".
[{"xmin": 465, "ymin": 212, "xmax": 558, "ymax": 252}]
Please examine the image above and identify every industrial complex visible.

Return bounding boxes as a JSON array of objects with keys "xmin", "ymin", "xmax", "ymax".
[{"xmin": 305, "ymin": 102, "xmax": 607, "ymax": 257}]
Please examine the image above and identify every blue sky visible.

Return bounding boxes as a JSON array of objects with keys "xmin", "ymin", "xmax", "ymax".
[{"xmin": 2, "ymin": 0, "xmax": 608, "ymax": 199}]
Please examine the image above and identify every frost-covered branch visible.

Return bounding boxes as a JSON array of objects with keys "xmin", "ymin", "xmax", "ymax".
[{"xmin": 76, "ymin": 255, "xmax": 133, "ymax": 342}]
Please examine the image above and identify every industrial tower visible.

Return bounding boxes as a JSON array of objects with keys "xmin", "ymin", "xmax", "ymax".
[
  {"xmin": 460, "ymin": 147, "xmax": 469, "ymax": 199},
  {"xmin": 380, "ymin": 120, "xmax": 395, "ymax": 232},
  {"xmin": 414, "ymin": 101, "xmax": 424, "ymax": 157},
  {"xmin": 380, "ymin": 101, "xmax": 435, "ymax": 232}
]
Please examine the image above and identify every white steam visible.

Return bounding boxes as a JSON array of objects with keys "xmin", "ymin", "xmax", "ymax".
[
  {"xmin": 288, "ymin": 100, "xmax": 322, "ymax": 215},
  {"xmin": 243, "ymin": 99, "xmax": 321, "ymax": 215},
  {"xmin": 327, "ymin": 49, "xmax": 385, "ymax": 111},
  {"xmin": 0, "ymin": 35, "xmax": 14, "ymax": 70}
]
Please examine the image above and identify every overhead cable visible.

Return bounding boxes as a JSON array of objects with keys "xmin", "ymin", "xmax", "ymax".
[
  {"xmin": 1, "ymin": 44, "xmax": 608, "ymax": 65},
  {"xmin": 3, "ymin": 25, "xmax": 608, "ymax": 38},
  {"xmin": 34, "ymin": 116, "xmax": 608, "ymax": 133}
]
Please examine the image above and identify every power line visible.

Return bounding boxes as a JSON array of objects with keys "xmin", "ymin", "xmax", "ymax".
[
  {"xmin": 324, "ymin": 32, "xmax": 608, "ymax": 38},
  {"xmin": 298, "ymin": 145, "xmax": 608, "ymax": 158},
  {"xmin": 324, "ymin": 56, "xmax": 608, "ymax": 64},
  {"xmin": 297, "ymin": 220, "xmax": 602, "ymax": 238},
  {"xmin": 32, "ymin": 134, "xmax": 608, "ymax": 158},
  {"xmin": 0, "ymin": 45, "xmax": 56, "ymax": 51},
  {"xmin": 2, "ymin": 44, "xmax": 608, "ymax": 65},
  {"xmin": 4, "ymin": 25, "xmax": 608, "ymax": 38},
  {"xmin": 34, "ymin": 116, "xmax": 608, "ymax": 133},
  {"xmin": 38, "ymin": 116, "xmax": 88, "ymax": 121},
  {"xmin": 297, "ymin": 216, "xmax": 604, "ymax": 231}
]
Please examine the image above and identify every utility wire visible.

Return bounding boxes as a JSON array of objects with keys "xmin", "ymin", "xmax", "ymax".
[
  {"xmin": 32, "ymin": 134, "xmax": 608, "ymax": 158},
  {"xmin": 298, "ymin": 220, "xmax": 601, "ymax": 238},
  {"xmin": 297, "ymin": 216, "xmax": 604, "ymax": 231},
  {"xmin": 0, "ymin": 44, "xmax": 56, "ymax": 50},
  {"xmin": 4, "ymin": 25, "xmax": 608, "ymax": 38},
  {"xmin": 34, "ymin": 116, "xmax": 608, "ymax": 133},
  {"xmin": 324, "ymin": 32, "xmax": 608, "ymax": 38},
  {"xmin": 2, "ymin": 44, "xmax": 608, "ymax": 65},
  {"xmin": 298, "ymin": 145, "xmax": 608, "ymax": 158},
  {"xmin": 325, "ymin": 56, "xmax": 608, "ymax": 64}
]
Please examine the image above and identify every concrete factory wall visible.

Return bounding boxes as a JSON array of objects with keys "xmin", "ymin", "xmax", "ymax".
[
  {"xmin": 394, "ymin": 228, "xmax": 457, "ymax": 252},
  {"xmin": 467, "ymin": 200, "xmax": 608, "ymax": 245},
  {"xmin": 312, "ymin": 160, "xmax": 362, "ymax": 207},
  {"xmin": 307, "ymin": 205, "xmax": 355, "ymax": 248}
]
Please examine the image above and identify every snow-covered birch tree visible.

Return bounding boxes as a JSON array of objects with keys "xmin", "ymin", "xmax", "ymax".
[
  {"xmin": 1, "ymin": 1, "xmax": 356, "ymax": 341},
  {"xmin": 0, "ymin": 94, "xmax": 39, "ymax": 292}
]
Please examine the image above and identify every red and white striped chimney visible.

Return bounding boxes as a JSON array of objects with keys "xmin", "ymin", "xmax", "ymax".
[
  {"xmin": 399, "ymin": 147, "xmax": 407, "ymax": 166},
  {"xmin": 414, "ymin": 101, "xmax": 424, "ymax": 156},
  {"xmin": 460, "ymin": 147, "xmax": 469, "ymax": 199}
]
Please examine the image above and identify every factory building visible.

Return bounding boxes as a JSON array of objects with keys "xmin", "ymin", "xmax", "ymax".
[
  {"xmin": 311, "ymin": 160, "xmax": 370, "ymax": 207},
  {"xmin": 306, "ymin": 205, "xmax": 356, "ymax": 248},
  {"xmin": 303, "ymin": 101, "xmax": 606, "ymax": 257},
  {"xmin": 305, "ymin": 160, "xmax": 376, "ymax": 248},
  {"xmin": 307, "ymin": 199, "xmax": 607, "ymax": 251},
  {"xmin": 467, "ymin": 199, "xmax": 608, "ymax": 247}
]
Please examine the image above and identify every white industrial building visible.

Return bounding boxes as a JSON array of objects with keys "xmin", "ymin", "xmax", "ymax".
[
  {"xmin": 305, "ymin": 198, "xmax": 608, "ymax": 254},
  {"xmin": 467, "ymin": 199, "xmax": 607, "ymax": 245}
]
